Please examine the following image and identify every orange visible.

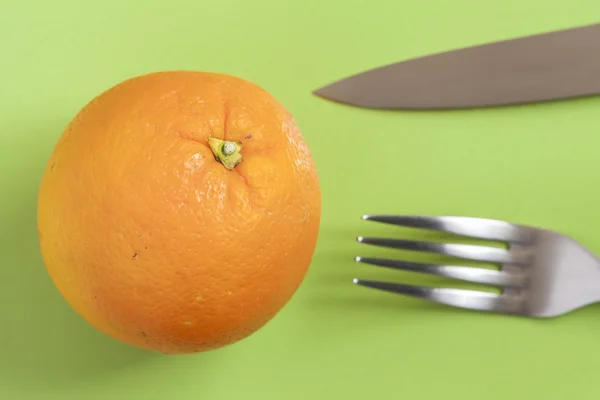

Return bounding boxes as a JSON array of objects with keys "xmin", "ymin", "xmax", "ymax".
[{"xmin": 36, "ymin": 71, "xmax": 321, "ymax": 354}]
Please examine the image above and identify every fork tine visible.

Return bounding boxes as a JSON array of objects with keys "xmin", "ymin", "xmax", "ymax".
[
  {"xmin": 362, "ymin": 215, "xmax": 532, "ymax": 243},
  {"xmin": 355, "ymin": 257, "xmax": 526, "ymax": 287},
  {"xmin": 357, "ymin": 237, "xmax": 526, "ymax": 265},
  {"xmin": 352, "ymin": 279, "xmax": 523, "ymax": 313}
]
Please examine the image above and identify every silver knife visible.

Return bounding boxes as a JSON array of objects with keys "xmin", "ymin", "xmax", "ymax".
[{"xmin": 313, "ymin": 23, "xmax": 600, "ymax": 110}]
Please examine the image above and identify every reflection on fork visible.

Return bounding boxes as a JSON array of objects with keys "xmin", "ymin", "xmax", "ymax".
[{"xmin": 354, "ymin": 215, "xmax": 600, "ymax": 317}]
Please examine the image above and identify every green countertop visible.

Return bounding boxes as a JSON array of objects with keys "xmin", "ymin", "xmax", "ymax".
[{"xmin": 2, "ymin": 1, "xmax": 600, "ymax": 399}]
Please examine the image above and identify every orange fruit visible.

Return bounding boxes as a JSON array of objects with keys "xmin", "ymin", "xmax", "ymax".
[{"xmin": 37, "ymin": 71, "xmax": 321, "ymax": 354}]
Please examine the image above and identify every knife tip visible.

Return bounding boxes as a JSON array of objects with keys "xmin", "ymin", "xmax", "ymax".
[
  {"xmin": 312, "ymin": 87, "xmax": 328, "ymax": 98},
  {"xmin": 312, "ymin": 84, "xmax": 346, "ymax": 104}
]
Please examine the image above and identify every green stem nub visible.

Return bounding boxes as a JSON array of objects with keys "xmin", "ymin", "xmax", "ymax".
[{"xmin": 208, "ymin": 137, "xmax": 243, "ymax": 170}]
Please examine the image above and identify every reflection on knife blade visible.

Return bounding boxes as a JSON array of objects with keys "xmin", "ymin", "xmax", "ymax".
[{"xmin": 313, "ymin": 23, "xmax": 600, "ymax": 110}]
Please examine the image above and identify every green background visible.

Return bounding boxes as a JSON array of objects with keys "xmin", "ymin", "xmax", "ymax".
[{"xmin": 2, "ymin": 1, "xmax": 600, "ymax": 398}]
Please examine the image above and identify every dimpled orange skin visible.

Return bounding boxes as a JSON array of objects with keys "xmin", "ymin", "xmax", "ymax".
[{"xmin": 37, "ymin": 71, "xmax": 321, "ymax": 354}]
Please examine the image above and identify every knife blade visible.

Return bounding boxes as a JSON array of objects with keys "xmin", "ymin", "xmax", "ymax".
[{"xmin": 313, "ymin": 23, "xmax": 600, "ymax": 110}]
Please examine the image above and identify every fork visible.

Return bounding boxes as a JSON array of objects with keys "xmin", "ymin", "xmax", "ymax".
[{"xmin": 353, "ymin": 215, "xmax": 600, "ymax": 317}]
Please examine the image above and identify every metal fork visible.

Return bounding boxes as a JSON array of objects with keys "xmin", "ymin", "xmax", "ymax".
[{"xmin": 354, "ymin": 215, "xmax": 600, "ymax": 317}]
